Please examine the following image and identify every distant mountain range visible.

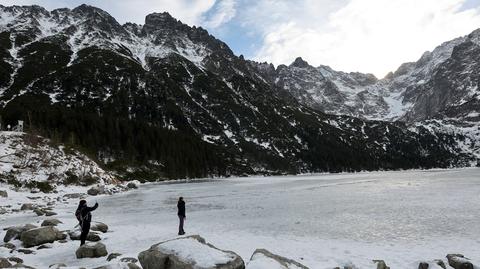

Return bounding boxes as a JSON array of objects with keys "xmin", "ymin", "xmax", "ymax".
[{"xmin": 0, "ymin": 4, "xmax": 478, "ymax": 180}]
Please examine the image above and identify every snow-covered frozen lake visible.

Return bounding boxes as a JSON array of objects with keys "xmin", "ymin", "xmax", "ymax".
[{"xmin": 2, "ymin": 168, "xmax": 480, "ymax": 268}]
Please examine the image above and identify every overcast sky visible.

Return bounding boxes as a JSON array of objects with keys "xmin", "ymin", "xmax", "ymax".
[{"xmin": 1, "ymin": 0, "xmax": 480, "ymax": 77}]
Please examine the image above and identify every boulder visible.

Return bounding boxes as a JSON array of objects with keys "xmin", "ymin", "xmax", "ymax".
[
  {"xmin": 373, "ymin": 260, "xmax": 390, "ymax": 269},
  {"xmin": 4, "ymin": 224, "xmax": 37, "ymax": 242},
  {"xmin": 138, "ymin": 235, "xmax": 245, "ymax": 269},
  {"xmin": 20, "ymin": 204, "xmax": 35, "ymax": 211},
  {"xmin": 41, "ymin": 219, "xmax": 63, "ymax": 227},
  {"xmin": 76, "ymin": 242, "xmax": 108, "ymax": 259},
  {"xmin": 0, "ymin": 258, "xmax": 12, "ymax": 268},
  {"xmin": 69, "ymin": 231, "xmax": 101, "ymax": 242},
  {"xmin": 0, "ymin": 208, "xmax": 7, "ymax": 214},
  {"xmin": 434, "ymin": 260, "xmax": 447, "ymax": 269},
  {"xmin": 0, "ymin": 190, "xmax": 7, "ymax": 197},
  {"xmin": 20, "ymin": 226, "xmax": 59, "ymax": 247},
  {"xmin": 247, "ymin": 249, "xmax": 309, "ymax": 269},
  {"xmin": 446, "ymin": 254, "xmax": 473, "ymax": 269},
  {"xmin": 91, "ymin": 222, "xmax": 109, "ymax": 233}
]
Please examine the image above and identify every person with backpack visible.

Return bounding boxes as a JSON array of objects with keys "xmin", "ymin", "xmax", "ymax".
[
  {"xmin": 75, "ymin": 200, "xmax": 98, "ymax": 246},
  {"xmin": 177, "ymin": 197, "xmax": 186, "ymax": 235}
]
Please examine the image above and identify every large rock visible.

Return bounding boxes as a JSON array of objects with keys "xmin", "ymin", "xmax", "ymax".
[
  {"xmin": 91, "ymin": 222, "xmax": 109, "ymax": 233},
  {"xmin": 4, "ymin": 224, "xmax": 37, "ymax": 242},
  {"xmin": 94, "ymin": 263, "xmax": 140, "ymax": 269},
  {"xmin": 247, "ymin": 249, "xmax": 309, "ymax": 269},
  {"xmin": 20, "ymin": 204, "xmax": 35, "ymax": 211},
  {"xmin": 63, "ymin": 193, "xmax": 85, "ymax": 199},
  {"xmin": 20, "ymin": 226, "xmax": 59, "ymax": 247},
  {"xmin": 138, "ymin": 235, "xmax": 245, "ymax": 269},
  {"xmin": 69, "ymin": 230, "xmax": 101, "ymax": 242},
  {"xmin": 0, "ymin": 258, "xmax": 12, "ymax": 268},
  {"xmin": 76, "ymin": 242, "xmax": 108, "ymax": 259},
  {"xmin": 446, "ymin": 254, "xmax": 473, "ymax": 269},
  {"xmin": 0, "ymin": 190, "xmax": 7, "ymax": 198},
  {"xmin": 41, "ymin": 219, "xmax": 63, "ymax": 227}
]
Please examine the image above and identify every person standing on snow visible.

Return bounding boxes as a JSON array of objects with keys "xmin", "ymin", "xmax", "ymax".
[
  {"xmin": 177, "ymin": 197, "xmax": 186, "ymax": 235},
  {"xmin": 75, "ymin": 200, "xmax": 98, "ymax": 246}
]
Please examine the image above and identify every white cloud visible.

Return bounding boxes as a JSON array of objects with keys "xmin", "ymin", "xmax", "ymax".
[
  {"xmin": 250, "ymin": 0, "xmax": 480, "ymax": 77},
  {"xmin": 203, "ymin": 0, "xmax": 237, "ymax": 28}
]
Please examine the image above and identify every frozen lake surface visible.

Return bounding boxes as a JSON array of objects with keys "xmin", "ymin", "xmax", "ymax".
[{"xmin": 2, "ymin": 168, "xmax": 480, "ymax": 268}]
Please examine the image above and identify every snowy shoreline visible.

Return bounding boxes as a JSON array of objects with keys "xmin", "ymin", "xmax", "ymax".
[{"xmin": 2, "ymin": 168, "xmax": 480, "ymax": 268}]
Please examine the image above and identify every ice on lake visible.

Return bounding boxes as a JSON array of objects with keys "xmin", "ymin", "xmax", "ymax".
[{"xmin": 2, "ymin": 168, "xmax": 480, "ymax": 268}]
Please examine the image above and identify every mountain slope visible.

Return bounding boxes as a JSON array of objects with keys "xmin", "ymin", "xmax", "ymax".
[{"xmin": 0, "ymin": 4, "xmax": 476, "ymax": 179}]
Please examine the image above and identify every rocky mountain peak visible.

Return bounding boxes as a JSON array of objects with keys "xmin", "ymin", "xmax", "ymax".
[{"xmin": 290, "ymin": 57, "xmax": 311, "ymax": 68}]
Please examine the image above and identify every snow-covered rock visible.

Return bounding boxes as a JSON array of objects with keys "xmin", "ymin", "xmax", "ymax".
[
  {"xmin": 41, "ymin": 218, "xmax": 62, "ymax": 226},
  {"xmin": 138, "ymin": 235, "xmax": 245, "ymax": 269}
]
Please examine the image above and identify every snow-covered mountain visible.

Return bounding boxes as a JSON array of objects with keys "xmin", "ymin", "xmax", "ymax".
[
  {"xmin": 255, "ymin": 30, "xmax": 479, "ymax": 123},
  {"xmin": 0, "ymin": 4, "xmax": 477, "ymax": 179}
]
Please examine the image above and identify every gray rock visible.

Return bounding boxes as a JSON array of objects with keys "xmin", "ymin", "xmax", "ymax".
[
  {"xmin": 17, "ymin": 249, "xmax": 35, "ymax": 254},
  {"xmin": 20, "ymin": 204, "xmax": 35, "ymax": 211},
  {"xmin": 0, "ymin": 190, "xmax": 7, "ymax": 197},
  {"xmin": 41, "ymin": 219, "xmax": 63, "ymax": 227},
  {"xmin": 33, "ymin": 209, "xmax": 45, "ymax": 216},
  {"xmin": 20, "ymin": 226, "xmax": 59, "ymax": 248},
  {"xmin": 418, "ymin": 262, "xmax": 429, "ymax": 269},
  {"xmin": 2, "ymin": 243, "xmax": 16, "ymax": 250},
  {"xmin": 138, "ymin": 235, "xmax": 245, "ymax": 269},
  {"xmin": 446, "ymin": 254, "xmax": 473, "ymax": 269},
  {"xmin": 434, "ymin": 259, "xmax": 447, "ymax": 269},
  {"xmin": 249, "ymin": 249, "xmax": 309, "ymax": 269},
  {"xmin": 121, "ymin": 257, "xmax": 138, "ymax": 263},
  {"xmin": 0, "ymin": 258, "xmax": 12, "ymax": 268},
  {"xmin": 4, "ymin": 224, "xmax": 37, "ymax": 242},
  {"xmin": 69, "ymin": 231, "xmax": 101, "ymax": 242},
  {"xmin": 0, "ymin": 207, "xmax": 7, "ymax": 214},
  {"xmin": 91, "ymin": 222, "xmax": 109, "ymax": 233},
  {"xmin": 9, "ymin": 257, "xmax": 24, "ymax": 264},
  {"xmin": 37, "ymin": 244, "xmax": 52, "ymax": 250},
  {"xmin": 76, "ymin": 242, "xmax": 108, "ymax": 259},
  {"xmin": 107, "ymin": 253, "xmax": 122, "ymax": 261},
  {"xmin": 373, "ymin": 260, "xmax": 390, "ymax": 269},
  {"xmin": 11, "ymin": 263, "xmax": 36, "ymax": 268},
  {"xmin": 44, "ymin": 211, "xmax": 57, "ymax": 216},
  {"xmin": 94, "ymin": 263, "xmax": 141, "ymax": 269}
]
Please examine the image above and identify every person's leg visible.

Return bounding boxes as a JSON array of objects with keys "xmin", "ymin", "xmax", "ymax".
[
  {"xmin": 178, "ymin": 216, "xmax": 184, "ymax": 235},
  {"xmin": 80, "ymin": 223, "xmax": 90, "ymax": 246}
]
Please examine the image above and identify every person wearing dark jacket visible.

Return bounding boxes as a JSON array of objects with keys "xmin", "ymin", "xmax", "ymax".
[
  {"xmin": 75, "ymin": 200, "xmax": 98, "ymax": 246},
  {"xmin": 177, "ymin": 197, "xmax": 186, "ymax": 235}
]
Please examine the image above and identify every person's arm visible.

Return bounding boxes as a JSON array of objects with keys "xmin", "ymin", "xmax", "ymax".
[{"xmin": 86, "ymin": 202, "xmax": 98, "ymax": 212}]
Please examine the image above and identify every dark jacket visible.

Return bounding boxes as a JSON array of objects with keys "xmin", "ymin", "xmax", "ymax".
[
  {"xmin": 77, "ymin": 202, "xmax": 98, "ymax": 226},
  {"xmin": 177, "ymin": 200, "xmax": 185, "ymax": 217}
]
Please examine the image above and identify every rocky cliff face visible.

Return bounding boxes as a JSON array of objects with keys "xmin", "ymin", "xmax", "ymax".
[{"xmin": 0, "ymin": 4, "xmax": 477, "ymax": 179}]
